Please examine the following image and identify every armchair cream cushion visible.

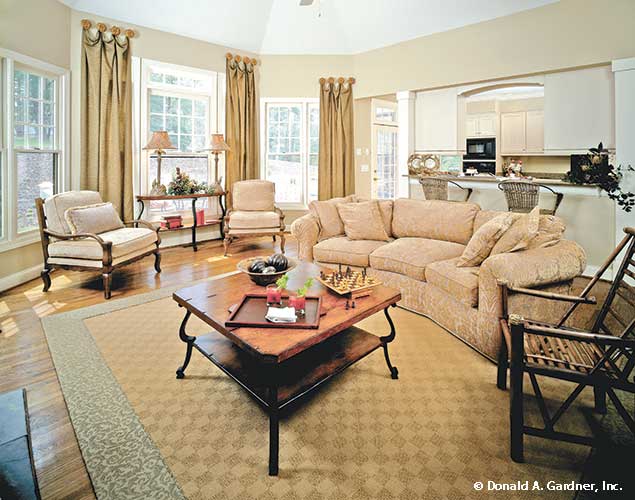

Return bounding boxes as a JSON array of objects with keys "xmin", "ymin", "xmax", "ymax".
[
  {"xmin": 48, "ymin": 227, "xmax": 157, "ymax": 260},
  {"xmin": 44, "ymin": 191, "xmax": 104, "ymax": 234},
  {"xmin": 64, "ymin": 202, "xmax": 124, "ymax": 235},
  {"xmin": 228, "ymin": 210, "xmax": 281, "ymax": 230},
  {"xmin": 232, "ymin": 180, "xmax": 275, "ymax": 211}
]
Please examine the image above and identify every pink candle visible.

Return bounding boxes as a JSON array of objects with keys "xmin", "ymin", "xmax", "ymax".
[{"xmin": 266, "ymin": 285, "xmax": 282, "ymax": 305}]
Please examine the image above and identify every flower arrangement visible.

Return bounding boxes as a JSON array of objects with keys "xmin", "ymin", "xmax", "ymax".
[
  {"xmin": 564, "ymin": 143, "xmax": 635, "ymax": 212},
  {"xmin": 166, "ymin": 168, "xmax": 225, "ymax": 196}
]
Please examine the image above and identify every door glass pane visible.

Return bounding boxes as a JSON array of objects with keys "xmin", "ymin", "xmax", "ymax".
[
  {"xmin": 266, "ymin": 104, "xmax": 303, "ymax": 204},
  {"xmin": 17, "ymin": 152, "xmax": 56, "ymax": 232},
  {"xmin": 308, "ymin": 105, "xmax": 320, "ymax": 202},
  {"xmin": 374, "ymin": 127, "xmax": 398, "ymax": 200}
]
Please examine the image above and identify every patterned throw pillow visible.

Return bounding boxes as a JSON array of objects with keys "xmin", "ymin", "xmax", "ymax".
[
  {"xmin": 64, "ymin": 202, "xmax": 124, "ymax": 235},
  {"xmin": 336, "ymin": 201, "xmax": 390, "ymax": 241},
  {"xmin": 457, "ymin": 213, "xmax": 516, "ymax": 267},
  {"xmin": 527, "ymin": 215, "xmax": 566, "ymax": 249},
  {"xmin": 490, "ymin": 206, "xmax": 540, "ymax": 255},
  {"xmin": 309, "ymin": 195, "xmax": 356, "ymax": 241}
]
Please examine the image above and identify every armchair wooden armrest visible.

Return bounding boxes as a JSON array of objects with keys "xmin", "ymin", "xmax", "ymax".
[
  {"xmin": 502, "ymin": 282, "xmax": 597, "ymax": 305},
  {"xmin": 43, "ymin": 228, "xmax": 108, "ymax": 246},
  {"xmin": 123, "ymin": 219, "xmax": 160, "ymax": 232}
]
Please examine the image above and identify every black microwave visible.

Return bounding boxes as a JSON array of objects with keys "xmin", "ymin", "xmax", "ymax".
[{"xmin": 465, "ymin": 138, "xmax": 496, "ymax": 160}]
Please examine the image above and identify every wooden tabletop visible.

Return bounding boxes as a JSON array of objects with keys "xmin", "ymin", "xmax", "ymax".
[
  {"xmin": 136, "ymin": 192, "xmax": 225, "ymax": 201},
  {"xmin": 173, "ymin": 262, "xmax": 401, "ymax": 363}
]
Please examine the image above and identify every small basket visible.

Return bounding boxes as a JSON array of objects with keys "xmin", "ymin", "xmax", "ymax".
[{"xmin": 236, "ymin": 256, "xmax": 298, "ymax": 286}]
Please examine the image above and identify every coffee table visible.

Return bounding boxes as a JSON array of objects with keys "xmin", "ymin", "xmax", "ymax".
[{"xmin": 172, "ymin": 262, "xmax": 401, "ymax": 475}]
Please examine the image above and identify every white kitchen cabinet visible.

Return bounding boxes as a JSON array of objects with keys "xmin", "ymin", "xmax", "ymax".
[
  {"xmin": 501, "ymin": 110, "xmax": 544, "ymax": 154},
  {"xmin": 544, "ymin": 65, "xmax": 614, "ymax": 152},
  {"xmin": 415, "ymin": 88, "xmax": 459, "ymax": 151},
  {"xmin": 465, "ymin": 113, "xmax": 496, "ymax": 138},
  {"xmin": 501, "ymin": 112, "xmax": 526, "ymax": 153},
  {"xmin": 525, "ymin": 110, "xmax": 544, "ymax": 152}
]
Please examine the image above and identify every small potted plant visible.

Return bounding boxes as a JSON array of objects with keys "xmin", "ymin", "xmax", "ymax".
[
  {"xmin": 266, "ymin": 274, "xmax": 288, "ymax": 306},
  {"xmin": 288, "ymin": 277, "xmax": 314, "ymax": 317}
]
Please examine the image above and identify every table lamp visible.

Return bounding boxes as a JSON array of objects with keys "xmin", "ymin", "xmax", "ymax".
[
  {"xmin": 204, "ymin": 133, "xmax": 230, "ymax": 184},
  {"xmin": 143, "ymin": 131, "xmax": 176, "ymax": 195}
]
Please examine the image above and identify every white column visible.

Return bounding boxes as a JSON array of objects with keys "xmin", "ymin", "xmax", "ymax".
[
  {"xmin": 396, "ymin": 91, "xmax": 415, "ymax": 199},
  {"xmin": 612, "ymin": 58, "xmax": 635, "ymax": 277}
]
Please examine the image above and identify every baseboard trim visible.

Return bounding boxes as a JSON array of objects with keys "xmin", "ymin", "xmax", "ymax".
[{"xmin": 0, "ymin": 264, "xmax": 42, "ymax": 293}]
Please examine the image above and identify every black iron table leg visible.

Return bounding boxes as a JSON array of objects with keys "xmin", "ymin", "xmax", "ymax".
[
  {"xmin": 176, "ymin": 310, "xmax": 194, "ymax": 379},
  {"xmin": 137, "ymin": 199, "xmax": 145, "ymax": 226},
  {"xmin": 191, "ymin": 198, "xmax": 198, "ymax": 251},
  {"xmin": 219, "ymin": 193, "xmax": 226, "ymax": 237},
  {"xmin": 380, "ymin": 304, "xmax": 399, "ymax": 379},
  {"xmin": 267, "ymin": 364, "xmax": 280, "ymax": 476}
]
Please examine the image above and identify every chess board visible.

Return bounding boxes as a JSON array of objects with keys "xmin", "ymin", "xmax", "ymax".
[{"xmin": 317, "ymin": 267, "xmax": 381, "ymax": 297}]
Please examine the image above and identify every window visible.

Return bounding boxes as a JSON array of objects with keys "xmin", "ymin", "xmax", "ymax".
[
  {"xmin": 141, "ymin": 60, "xmax": 224, "ymax": 201},
  {"xmin": 0, "ymin": 51, "xmax": 68, "ymax": 250},
  {"xmin": 371, "ymin": 99, "xmax": 398, "ymax": 200},
  {"xmin": 262, "ymin": 100, "xmax": 319, "ymax": 207}
]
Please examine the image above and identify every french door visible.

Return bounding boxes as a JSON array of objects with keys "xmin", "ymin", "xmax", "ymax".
[{"xmin": 372, "ymin": 124, "xmax": 398, "ymax": 199}]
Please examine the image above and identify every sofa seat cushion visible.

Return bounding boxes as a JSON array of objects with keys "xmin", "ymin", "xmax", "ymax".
[
  {"xmin": 313, "ymin": 237, "xmax": 390, "ymax": 267},
  {"xmin": 426, "ymin": 257, "xmax": 480, "ymax": 307},
  {"xmin": 48, "ymin": 227, "xmax": 157, "ymax": 260},
  {"xmin": 228, "ymin": 210, "xmax": 280, "ymax": 230},
  {"xmin": 369, "ymin": 238, "xmax": 466, "ymax": 281}
]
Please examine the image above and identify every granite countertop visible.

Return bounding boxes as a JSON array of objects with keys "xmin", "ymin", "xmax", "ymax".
[{"xmin": 404, "ymin": 174, "xmax": 597, "ymax": 188}]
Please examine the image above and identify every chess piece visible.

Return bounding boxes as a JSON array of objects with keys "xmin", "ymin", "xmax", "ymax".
[
  {"xmin": 352, "ymin": 299, "xmax": 356, "ymax": 308},
  {"xmin": 345, "ymin": 299, "xmax": 350, "ymax": 310}
]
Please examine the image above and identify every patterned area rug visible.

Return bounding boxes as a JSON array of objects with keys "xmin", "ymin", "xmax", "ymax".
[{"xmin": 44, "ymin": 276, "xmax": 599, "ymax": 500}]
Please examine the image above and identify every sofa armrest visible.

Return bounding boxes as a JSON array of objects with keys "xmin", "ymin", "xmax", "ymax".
[
  {"xmin": 478, "ymin": 240, "xmax": 587, "ymax": 318},
  {"xmin": 290, "ymin": 212, "xmax": 320, "ymax": 261}
]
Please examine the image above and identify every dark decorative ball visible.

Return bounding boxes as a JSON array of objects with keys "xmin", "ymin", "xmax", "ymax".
[
  {"xmin": 266, "ymin": 253, "xmax": 288, "ymax": 272},
  {"xmin": 248, "ymin": 260, "xmax": 267, "ymax": 274}
]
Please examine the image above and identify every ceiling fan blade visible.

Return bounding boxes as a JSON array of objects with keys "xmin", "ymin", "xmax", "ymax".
[{"xmin": 299, "ymin": 0, "xmax": 314, "ymax": 5}]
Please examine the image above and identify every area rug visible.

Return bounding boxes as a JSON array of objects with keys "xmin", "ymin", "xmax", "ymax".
[{"xmin": 43, "ymin": 274, "xmax": 601, "ymax": 500}]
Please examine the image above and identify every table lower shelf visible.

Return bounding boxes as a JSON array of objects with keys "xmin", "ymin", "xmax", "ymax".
[{"xmin": 193, "ymin": 326, "xmax": 382, "ymax": 410}]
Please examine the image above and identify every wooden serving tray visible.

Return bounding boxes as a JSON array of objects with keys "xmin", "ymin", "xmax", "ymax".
[{"xmin": 226, "ymin": 294, "xmax": 323, "ymax": 329}]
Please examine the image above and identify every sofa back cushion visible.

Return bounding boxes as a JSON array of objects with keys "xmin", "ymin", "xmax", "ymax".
[
  {"xmin": 391, "ymin": 199, "xmax": 480, "ymax": 244},
  {"xmin": 44, "ymin": 190, "xmax": 104, "ymax": 234},
  {"xmin": 473, "ymin": 209, "xmax": 506, "ymax": 232},
  {"xmin": 64, "ymin": 202, "xmax": 124, "ymax": 235},
  {"xmin": 337, "ymin": 201, "xmax": 389, "ymax": 241},
  {"xmin": 309, "ymin": 195, "xmax": 356, "ymax": 241},
  {"xmin": 377, "ymin": 200, "xmax": 393, "ymax": 238},
  {"xmin": 457, "ymin": 213, "xmax": 516, "ymax": 267},
  {"xmin": 232, "ymin": 180, "xmax": 275, "ymax": 211}
]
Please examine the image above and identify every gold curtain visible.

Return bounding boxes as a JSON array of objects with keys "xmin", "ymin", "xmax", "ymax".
[
  {"xmin": 80, "ymin": 26, "xmax": 133, "ymax": 220},
  {"xmin": 225, "ymin": 55, "xmax": 259, "ymax": 206},
  {"xmin": 318, "ymin": 78, "xmax": 355, "ymax": 200}
]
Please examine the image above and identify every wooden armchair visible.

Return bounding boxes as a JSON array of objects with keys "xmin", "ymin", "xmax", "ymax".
[
  {"xmin": 223, "ymin": 180, "xmax": 285, "ymax": 256},
  {"xmin": 497, "ymin": 226, "xmax": 635, "ymax": 462},
  {"xmin": 36, "ymin": 191, "xmax": 161, "ymax": 299}
]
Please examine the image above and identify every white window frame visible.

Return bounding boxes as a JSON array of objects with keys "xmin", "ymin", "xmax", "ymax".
[
  {"xmin": 0, "ymin": 48, "xmax": 69, "ymax": 253},
  {"xmin": 260, "ymin": 97, "xmax": 319, "ymax": 210},
  {"xmin": 138, "ymin": 58, "xmax": 224, "ymax": 197},
  {"xmin": 371, "ymin": 99, "xmax": 398, "ymax": 200}
]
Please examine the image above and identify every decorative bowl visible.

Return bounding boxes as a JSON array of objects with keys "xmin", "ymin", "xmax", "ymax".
[{"xmin": 237, "ymin": 255, "xmax": 297, "ymax": 286}]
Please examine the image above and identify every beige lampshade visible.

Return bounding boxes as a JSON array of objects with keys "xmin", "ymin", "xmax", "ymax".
[
  {"xmin": 143, "ymin": 131, "xmax": 176, "ymax": 151},
  {"xmin": 207, "ymin": 133, "xmax": 230, "ymax": 152}
]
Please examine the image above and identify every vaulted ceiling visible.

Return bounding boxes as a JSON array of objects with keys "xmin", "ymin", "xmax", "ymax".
[{"xmin": 59, "ymin": 0, "xmax": 558, "ymax": 55}]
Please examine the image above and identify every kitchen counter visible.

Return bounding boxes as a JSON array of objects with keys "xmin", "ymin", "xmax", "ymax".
[{"xmin": 404, "ymin": 174, "xmax": 598, "ymax": 189}]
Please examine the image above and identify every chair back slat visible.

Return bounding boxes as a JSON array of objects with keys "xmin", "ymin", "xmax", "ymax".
[{"xmin": 592, "ymin": 233, "xmax": 635, "ymax": 338}]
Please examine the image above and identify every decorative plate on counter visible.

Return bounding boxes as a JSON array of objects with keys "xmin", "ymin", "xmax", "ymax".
[{"xmin": 408, "ymin": 153, "xmax": 440, "ymax": 176}]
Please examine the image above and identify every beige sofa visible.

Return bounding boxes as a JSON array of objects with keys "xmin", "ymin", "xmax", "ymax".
[{"xmin": 291, "ymin": 197, "xmax": 587, "ymax": 361}]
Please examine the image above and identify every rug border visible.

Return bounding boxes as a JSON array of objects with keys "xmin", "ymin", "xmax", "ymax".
[{"xmin": 41, "ymin": 271, "xmax": 238, "ymax": 500}]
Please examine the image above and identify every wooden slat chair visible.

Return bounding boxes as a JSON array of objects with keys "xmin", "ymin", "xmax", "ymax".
[
  {"xmin": 497, "ymin": 226, "xmax": 635, "ymax": 462},
  {"xmin": 498, "ymin": 179, "xmax": 564, "ymax": 215},
  {"xmin": 419, "ymin": 176, "xmax": 473, "ymax": 202}
]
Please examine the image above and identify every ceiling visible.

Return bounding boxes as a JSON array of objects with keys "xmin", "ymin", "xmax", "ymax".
[{"xmin": 59, "ymin": 0, "xmax": 558, "ymax": 55}]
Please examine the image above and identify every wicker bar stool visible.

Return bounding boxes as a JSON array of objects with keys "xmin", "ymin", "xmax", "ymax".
[
  {"xmin": 498, "ymin": 180, "xmax": 564, "ymax": 215},
  {"xmin": 419, "ymin": 176, "xmax": 473, "ymax": 202}
]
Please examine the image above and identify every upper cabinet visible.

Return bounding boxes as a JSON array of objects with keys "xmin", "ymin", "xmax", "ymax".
[
  {"xmin": 500, "ymin": 110, "xmax": 543, "ymax": 154},
  {"xmin": 544, "ymin": 66, "xmax": 614, "ymax": 152},
  {"xmin": 415, "ymin": 88, "xmax": 460, "ymax": 152},
  {"xmin": 466, "ymin": 113, "xmax": 496, "ymax": 138}
]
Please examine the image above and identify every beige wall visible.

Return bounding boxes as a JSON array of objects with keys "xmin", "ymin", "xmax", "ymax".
[
  {"xmin": 354, "ymin": 0, "xmax": 635, "ymax": 98},
  {"xmin": 353, "ymin": 98, "xmax": 372, "ymax": 199},
  {"xmin": 259, "ymin": 55, "xmax": 354, "ymax": 98},
  {"xmin": 0, "ymin": 0, "xmax": 71, "ymax": 69}
]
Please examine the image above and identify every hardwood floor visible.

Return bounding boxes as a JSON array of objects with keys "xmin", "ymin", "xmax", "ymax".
[{"xmin": 0, "ymin": 236, "xmax": 292, "ymax": 500}]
